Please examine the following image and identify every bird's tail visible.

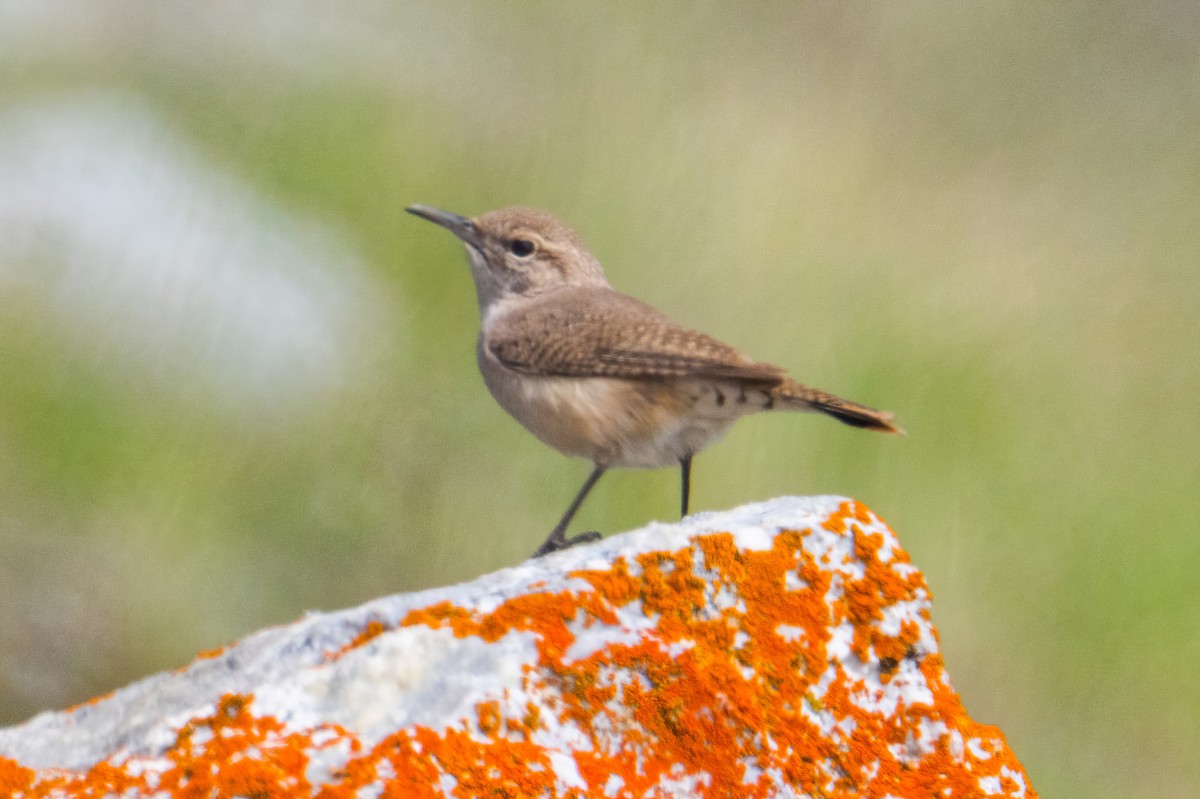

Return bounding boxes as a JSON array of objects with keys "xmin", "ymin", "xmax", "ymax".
[{"xmin": 773, "ymin": 379, "xmax": 905, "ymax": 435}]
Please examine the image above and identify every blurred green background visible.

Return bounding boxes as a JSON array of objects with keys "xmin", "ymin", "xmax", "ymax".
[{"xmin": 1, "ymin": 2, "xmax": 1197, "ymax": 795}]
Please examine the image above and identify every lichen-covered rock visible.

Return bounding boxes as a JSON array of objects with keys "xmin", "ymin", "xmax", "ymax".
[{"xmin": 0, "ymin": 496, "xmax": 1036, "ymax": 798}]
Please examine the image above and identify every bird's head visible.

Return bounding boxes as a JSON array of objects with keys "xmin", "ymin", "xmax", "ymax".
[{"xmin": 407, "ymin": 205, "xmax": 609, "ymax": 314}]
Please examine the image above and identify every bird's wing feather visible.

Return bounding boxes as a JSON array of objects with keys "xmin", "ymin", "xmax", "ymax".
[{"xmin": 486, "ymin": 289, "xmax": 784, "ymax": 383}]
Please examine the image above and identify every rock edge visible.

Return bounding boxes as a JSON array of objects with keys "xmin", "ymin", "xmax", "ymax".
[{"xmin": 0, "ymin": 496, "xmax": 1036, "ymax": 798}]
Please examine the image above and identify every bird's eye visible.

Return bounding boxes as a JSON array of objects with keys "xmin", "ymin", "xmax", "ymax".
[{"xmin": 509, "ymin": 238, "xmax": 535, "ymax": 257}]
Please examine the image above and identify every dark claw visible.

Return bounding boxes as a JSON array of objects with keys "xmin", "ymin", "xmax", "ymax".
[
  {"xmin": 563, "ymin": 530, "xmax": 602, "ymax": 547},
  {"xmin": 531, "ymin": 530, "xmax": 602, "ymax": 558}
]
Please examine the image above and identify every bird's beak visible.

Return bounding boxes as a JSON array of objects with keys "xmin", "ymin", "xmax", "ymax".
[{"xmin": 406, "ymin": 205, "xmax": 483, "ymax": 250}]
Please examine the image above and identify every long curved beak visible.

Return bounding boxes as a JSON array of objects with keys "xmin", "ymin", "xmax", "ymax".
[{"xmin": 406, "ymin": 205, "xmax": 483, "ymax": 250}]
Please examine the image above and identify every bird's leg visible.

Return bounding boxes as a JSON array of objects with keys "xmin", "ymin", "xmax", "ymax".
[
  {"xmin": 531, "ymin": 464, "xmax": 607, "ymax": 558},
  {"xmin": 680, "ymin": 454, "xmax": 693, "ymax": 518}
]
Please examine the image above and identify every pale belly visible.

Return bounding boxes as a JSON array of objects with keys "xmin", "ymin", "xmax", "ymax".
[{"xmin": 477, "ymin": 345, "xmax": 763, "ymax": 469}]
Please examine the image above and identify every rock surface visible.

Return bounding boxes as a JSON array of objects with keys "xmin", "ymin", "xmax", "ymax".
[{"xmin": 0, "ymin": 496, "xmax": 1036, "ymax": 798}]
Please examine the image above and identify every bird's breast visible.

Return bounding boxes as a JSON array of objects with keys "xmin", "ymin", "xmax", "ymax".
[{"xmin": 476, "ymin": 341, "xmax": 761, "ymax": 468}]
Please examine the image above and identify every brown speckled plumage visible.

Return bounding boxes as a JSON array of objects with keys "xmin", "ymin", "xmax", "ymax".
[
  {"xmin": 487, "ymin": 288, "xmax": 782, "ymax": 383},
  {"xmin": 407, "ymin": 204, "xmax": 902, "ymax": 556}
]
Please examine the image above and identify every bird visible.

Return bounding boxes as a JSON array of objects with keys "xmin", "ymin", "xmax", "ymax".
[{"xmin": 407, "ymin": 205, "xmax": 902, "ymax": 557}]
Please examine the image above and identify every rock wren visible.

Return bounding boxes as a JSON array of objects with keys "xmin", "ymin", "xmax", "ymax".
[{"xmin": 407, "ymin": 205, "xmax": 902, "ymax": 557}]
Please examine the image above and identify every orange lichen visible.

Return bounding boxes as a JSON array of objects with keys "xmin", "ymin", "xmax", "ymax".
[
  {"xmin": 0, "ymin": 757, "xmax": 35, "ymax": 796},
  {"xmin": 332, "ymin": 617, "xmax": 389, "ymax": 657},
  {"xmin": 4, "ymin": 500, "xmax": 1035, "ymax": 798},
  {"xmin": 195, "ymin": 644, "xmax": 229, "ymax": 660}
]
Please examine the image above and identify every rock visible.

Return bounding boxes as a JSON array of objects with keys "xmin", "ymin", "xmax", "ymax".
[{"xmin": 0, "ymin": 496, "xmax": 1036, "ymax": 798}]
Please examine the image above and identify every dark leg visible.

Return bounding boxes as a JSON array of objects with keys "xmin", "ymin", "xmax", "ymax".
[
  {"xmin": 531, "ymin": 464, "xmax": 607, "ymax": 558},
  {"xmin": 680, "ymin": 454, "xmax": 693, "ymax": 518}
]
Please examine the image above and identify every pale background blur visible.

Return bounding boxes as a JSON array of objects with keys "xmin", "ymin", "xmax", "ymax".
[{"xmin": 1, "ymin": 3, "xmax": 1197, "ymax": 796}]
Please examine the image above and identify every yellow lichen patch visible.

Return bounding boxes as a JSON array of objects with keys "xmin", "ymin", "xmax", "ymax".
[{"xmin": 4, "ymin": 501, "xmax": 1034, "ymax": 798}]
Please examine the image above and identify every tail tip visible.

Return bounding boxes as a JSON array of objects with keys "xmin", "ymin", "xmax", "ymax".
[
  {"xmin": 821, "ymin": 403, "xmax": 905, "ymax": 436},
  {"xmin": 866, "ymin": 414, "xmax": 906, "ymax": 436},
  {"xmin": 882, "ymin": 416, "xmax": 907, "ymax": 437}
]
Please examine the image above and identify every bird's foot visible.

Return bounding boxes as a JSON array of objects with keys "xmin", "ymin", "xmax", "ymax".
[{"xmin": 531, "ymin": 529, "xmax": 602, "ymax": 559}]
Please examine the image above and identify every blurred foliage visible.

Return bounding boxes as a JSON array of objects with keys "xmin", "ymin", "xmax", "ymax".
[{"xmin": 1, "ymin": 2, "xmax": 1198, "ymax": 796}]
